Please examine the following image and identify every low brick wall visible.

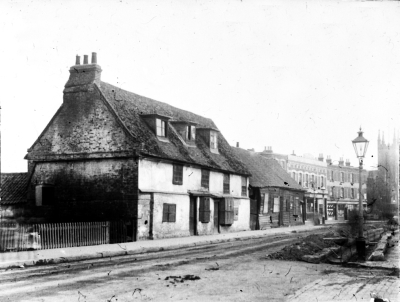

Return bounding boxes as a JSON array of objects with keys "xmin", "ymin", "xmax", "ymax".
[
  {"xmin": 365, "ymin": 228, "xmax": 384, "ymax": 244},
  {"xmin": 368, "ymin": 232, "xmax": 391, "ymax": 261}
]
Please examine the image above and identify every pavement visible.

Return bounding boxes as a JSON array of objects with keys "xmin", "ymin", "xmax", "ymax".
[
  {"xmin": 345, "ymin": 229, "xmax": 399, "ymax": 270},
  {"xmin": 0, "ymin": 224, "xmax": 330, "ymax": 269},
  {"xmin": 287, "ymin": 230, "xmax": 400, "ymax": 302},
  {"xmin": 287, "ymin": 270, "xmax": 399, "ymax": 302}
]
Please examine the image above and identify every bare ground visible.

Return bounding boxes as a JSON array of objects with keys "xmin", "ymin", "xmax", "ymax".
[{"xmin": 1, "ymin": 243, "xmax": 395, "ymax": 302}]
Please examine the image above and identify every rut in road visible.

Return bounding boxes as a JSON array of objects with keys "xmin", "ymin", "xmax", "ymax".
[{"xmin": 0, "ymin": 229, "xmax": 329, "ymax": 293}]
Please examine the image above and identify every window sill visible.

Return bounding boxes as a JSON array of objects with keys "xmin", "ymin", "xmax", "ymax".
[
  {"xmin": 210, "ymin": 148, "xmax": 219, "ymax": 154},
  {"xmin": 185, "ymin": 140, "xmax": 197, "ymax": 147},
  {"xmin": 157, "ymin": 136, "xmax": 170, "ymax": 143}
]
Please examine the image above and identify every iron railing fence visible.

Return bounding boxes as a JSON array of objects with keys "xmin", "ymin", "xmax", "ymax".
[{"xmin": 0, "ymin": 221, "xmax": 129, "ymax": 252}]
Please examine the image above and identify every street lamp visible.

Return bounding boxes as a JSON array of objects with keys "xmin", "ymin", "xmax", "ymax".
[
  {"xmin": 352, "ymin": 127, "xmax": 369, "ymax": 260},
  {"xmin": 321, "ymin": 186, "xmax": 326, "ymax": 224},
  {"xmin": 311, "ymin": 182, "xmax": 317, "ymax": 224}
]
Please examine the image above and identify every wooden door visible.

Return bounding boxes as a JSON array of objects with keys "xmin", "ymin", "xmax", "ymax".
[
  {"xmin": 279, "ymin": 196, "xmax": 284, "ymax": 226},
  {"xmin": 125, "ymin": 220, "xmax": 135, "ymax": 242},
  {"xmin": 214, "ymin": 200, "xmax": 220, "ymax": 233},
  {"xmin": 189, "ymin": 196, "xmax": 197, "ymax": 236},
  {"xmin": 250, "ymin": 199, "xmax": 258, "ymax": 230}
]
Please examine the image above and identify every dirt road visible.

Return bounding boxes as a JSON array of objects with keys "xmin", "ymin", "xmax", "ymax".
[{"xmin": 0, "ymin": 228, "xmax": 397, "ymax": 302}]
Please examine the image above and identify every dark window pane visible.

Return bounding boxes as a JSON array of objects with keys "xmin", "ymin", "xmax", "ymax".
[
  {"xmin": 173, "ymin": 165, "xmax": 183, "ymax": 185},
  {"xmin": 223, "ymin": 174, "xmax": 230, "ymax": 194},
  {"xmin": 201, "ymin": 170, "xmax": 210, "ymax": 190},
  {"xmin": 42, "ymin": 186, "xmax": 55, "ymax": 206}
]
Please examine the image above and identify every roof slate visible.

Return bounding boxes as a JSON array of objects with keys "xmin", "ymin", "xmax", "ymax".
[
  {"xmin": 98, "ymin": 82, "xmax": 249, "ymax": 175},
  {"xmin": 0, "ymin": 173, "xmax": 28, "ymax": 205},
  {"xmin": 232, "ymin": 148, "xmax": 305, "ymax": 191}
]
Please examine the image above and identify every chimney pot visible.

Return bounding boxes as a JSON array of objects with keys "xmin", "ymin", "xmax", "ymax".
[
  {"xmin": 236, "ymin": 142, "xmax": 239, "ymax": 148},
  {"xmin": 65, "ymin": 53, "xmax": 102, "ymax": 89},
  {"xmin": 91, "ymin": 52, "xmax": 97, "ymax": 64}
]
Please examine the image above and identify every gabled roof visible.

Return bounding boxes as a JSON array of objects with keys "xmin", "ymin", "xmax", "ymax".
[
  {"xmin": 0, "ymin": 173, "xmax": 28, "ymax": 205},
  {"xmin": 97, "ymin": 82, "xmax": 249, "ymax": 175},
  {"xmin": 232, "ymin": 148, "xmax": 305, "ymax": 191}
]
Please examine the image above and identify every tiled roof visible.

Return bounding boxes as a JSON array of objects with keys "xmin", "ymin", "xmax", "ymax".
[
  {"xmin": 0, "ymin": 173, "xmax": 28, "ymax": 204},
  {"xmin": 232, "ymin": 148, "xmax": 305, "ymax": 191},
  {"xmin": 98, "ymin": 82, "xmax": 250, "ymax": 175}
]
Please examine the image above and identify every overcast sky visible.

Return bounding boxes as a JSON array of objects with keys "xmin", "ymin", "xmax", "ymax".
[{"xmin": 1, "ymin": 0, "xmax": 399, "ymax": 173}]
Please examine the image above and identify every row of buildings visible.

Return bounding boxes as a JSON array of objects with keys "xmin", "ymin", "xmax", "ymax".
[
  {"xmin": 0, "ymin": 54, "xmax": 398, "ymax": 242},
  {"xmin": 258, "ymin": 148, "xmax": 370, "ymax": 222}
]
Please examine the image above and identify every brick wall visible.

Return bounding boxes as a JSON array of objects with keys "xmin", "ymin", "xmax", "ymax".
[
  {"xmin": 24, "ymin": 80, "xmax": 140, "ymax": 223},
  {"xmin": 27, "ymin": 158, "xmax": 138, "ymax": 222},
  {"xmin": 29, "ymin": 87, "xmax": 135, "ymax": 156}
]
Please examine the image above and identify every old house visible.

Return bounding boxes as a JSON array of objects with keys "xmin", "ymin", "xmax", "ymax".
[
  {"xmin": 0, "ymin": 173, "xmax": 29, "ymax": 223},
  {"xmin": 233, "ymin": 147, "xmax": 306, "ymax": 229},
  {"xmin": 23, "ymin": 53, "xmax": 251, "ymax": 241},
  {"xmin": 259, "ymin": 148, "xmax": 329, "ymax": 224}
]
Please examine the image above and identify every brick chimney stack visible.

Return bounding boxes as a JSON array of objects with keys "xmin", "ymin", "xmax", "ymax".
[
  {"xmin": 326, "ymin": 155, "xmax": 332, "ymax": 165},
  {"xmin": 318, "ymin": 153, "xmax": 324, "ymax": 162},
  {"xmin": 339, "ymin": 157, "xmax": 344, "ymax": 166},
  {"xmin": 64, "ymin": 52, "xmax": 102, "ymax": 89},
  {"xmin": 345, "ymin": 159, "xmax": 351, "ymax": 166},
  {"xmin": 261, "ymin": 146, "xmax": 273, "ymax": 158}
]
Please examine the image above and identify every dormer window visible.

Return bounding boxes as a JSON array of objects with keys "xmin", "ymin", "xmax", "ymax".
[
  {"xmin": 196, "ymin": 127, "xmax": 220, "ymax": 154},
  {"xmin": 210, "ymin": 132, "xmax": 218, "ymax": 150},
  {"xmin": 156, "ymin": 119, "xmax": 166, "ymax": 137},
  {"xmin": 187, "ymin": 125, "xmax": 196, "ymax": 141},
  {"xmin": 141, "ymin": 113, "xmax": 171, "ymax": 141},
  {"xmin": 169, "ymin": 121, "xmax": 197, "ymax": 146}
]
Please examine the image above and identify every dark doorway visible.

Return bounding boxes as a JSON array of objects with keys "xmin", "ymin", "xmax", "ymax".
[
  {"xmin": 126, "ymin": 220, "xmax": 135, "ymax": 242},
  {"xmin": 189, "ymin": 196, "xmax": 197, "ymax": 236},
  {"xmin": 250, "ymin": 199, "xmax": 258, "ymax": 230},
  {"xmin": 214, "ymin": 200, "xmax": 220, "ymax": 234},
  {"xmin": 110, "ymin": 220, "xmax": 136, "ymax": 243}
]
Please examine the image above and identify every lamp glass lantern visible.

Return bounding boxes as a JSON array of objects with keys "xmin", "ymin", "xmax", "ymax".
[{"xmin": 352, "ymin": 128, "xmax": 369, "ymax": 159}]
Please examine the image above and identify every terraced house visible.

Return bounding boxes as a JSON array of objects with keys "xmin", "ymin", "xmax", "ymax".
[
  {"xmin": 23, "ymin": 53, "xmax": 251, "ymax": 241},
  {"xmin": 259, "ymin": 148, "xmax": 328, "ymax": 224},
  {"xmin": 233, "ymin": 147, "xmax": 306, "ymax": 229},
  {"xmin": 326, "ymin": 157, "xmax": 368, "ymax": 221}
]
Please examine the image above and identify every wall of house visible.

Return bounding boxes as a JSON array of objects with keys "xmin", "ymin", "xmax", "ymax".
[
  {"xmin": 326, "ymin": 165, "xmax": 368, "ymax": 204},
  {"xmin": 255, "ymin": 188, "xmax": 304, "ymax": 229},
  {"xmin": 152, "ymin": 193, "xmax": 190, "ymax": 239},
  {"xmin": 27, "ymin": 158, "xmax": 138, "ymax": 222},
  {"xmin": 29, "ymin": 87, "xmax": 135, "ymax": 155},
  {"xmin": 195, "ymin": 196, "xmax": 214, "ymax": 236},
  {"xmin": 219, "ymin": 198, "xmax": 250, "ymax": 232},
  {"xmin": 139, "ymin": 159, "xmax": 250, "ymax": 239},
  {"xmin": 138, "ymin": 193, "xmax": 151, "ymax": 240},
  {"xmin": 139, "ymin": 159, "xmax": 247, "ymax": 196},
  {"xmin": 151, "ymin": 193, "xmax": 250, "ymax": 239}
]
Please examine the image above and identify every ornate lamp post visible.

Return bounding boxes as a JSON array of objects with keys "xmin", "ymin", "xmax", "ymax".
[
  {"xmin": 321, "ymin": 186, "xmax": 326, "ymax": 224},
  {"xmin": 352, "ymin": 127, "xmax": 369, "ymax": 260},
  {"xmin": 311, "ymin": 182, "xmax": 317, "ymax": 224}
]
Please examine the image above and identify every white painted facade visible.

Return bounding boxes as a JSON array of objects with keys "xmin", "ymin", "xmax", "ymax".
[
  {"xmin": 138, "ymin": 158, "xmax": 250, "ymax": 239},
  {"xmin": 139, "ymin": 159, "xmax": 246, "ymax": 196}
]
